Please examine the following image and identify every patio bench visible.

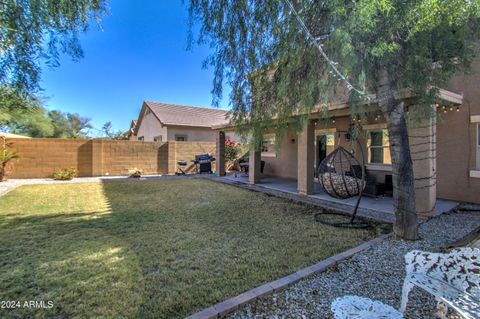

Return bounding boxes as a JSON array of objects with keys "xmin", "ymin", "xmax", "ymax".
[{"xmin": 331, "ymin": 247, "xmax": 480, "ymax": 319}]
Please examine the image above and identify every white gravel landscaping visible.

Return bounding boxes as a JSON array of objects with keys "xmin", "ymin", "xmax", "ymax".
[{"xmin": 225, "ymin": 209, "xmax": 480, "ymax": 319}]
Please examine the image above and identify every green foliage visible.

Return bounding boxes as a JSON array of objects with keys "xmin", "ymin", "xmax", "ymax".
[
  {"xmin": 188, "ymin": 0, "xmax": 480, "ymax": 144},
  {"xmin": 0, "ymin": 137, "xmax": 20, "ymax": 181},
  {"xmin": 0, "ymin": 0, "xmax": 107, "ymax": 97},
  {"xmin": 0, "ymin": 92, "xmax": 93, "ymax": 138},
  {"xmin": 3, "ymin": 106, "xmax": 55, "ymax": 137},
  {"xmin": 224, "ymin": 138, "xmax": 239, "ymax": 163},
  {"xmin": 52, "ymin": 167, "xmax": 77, "ymax": 180},
  {"xmin": 65, "ymin": 113, "xmax": 92, "ymax": 139},
  {"xmin": 102, "ymin": 121, "xmax": 126, "ymax": 140}
]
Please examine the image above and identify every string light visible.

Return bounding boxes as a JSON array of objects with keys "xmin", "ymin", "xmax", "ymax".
[
  {"xmin": 283, "ymin": 0, "xmax": 461, "ymax": 108},
  {"xmin": 456, "ymin": 107, "xmax": 460, "ymax": 112},
  {"xmin": 283, "ymin": 0, "xmax": 374, "ymax": 102}
]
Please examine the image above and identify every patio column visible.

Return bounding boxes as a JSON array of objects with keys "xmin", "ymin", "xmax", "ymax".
[
  {"xmin": 216, "ymin": 130, "xmax": 226, "ymax": 176},
  {"xmin": 409, "ymin": 113, "xmax": 436, "ymax": 216},
  {"xmin": 249, "ymin": 147, "xmax": 261, "ymax": 184},
  {"xmin": 297, "ymin": 120, "xmax": 315, "ymax": 195}
]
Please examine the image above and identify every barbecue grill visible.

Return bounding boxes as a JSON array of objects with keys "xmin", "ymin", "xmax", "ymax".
[{"xmin": 192, "ymin": 154, "xmax": 215, "ymax": 174}]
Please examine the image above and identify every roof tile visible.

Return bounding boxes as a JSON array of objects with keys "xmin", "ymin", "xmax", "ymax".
[{"xmin": 145, "ymin": 101, "xmax": 229, "ymax": 128}]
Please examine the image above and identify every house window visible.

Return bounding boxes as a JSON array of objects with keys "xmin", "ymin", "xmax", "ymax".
[
  {"xmin": 367, "ymin": 129, "xmax": 391, "ymax": 164},
  {"xmin": 175, "ymin": 134, "xmax": 188, "ymax": 142},
  {"xmin": 153, "ymin": 135, "xmax": 162, "ymax": 142},
  {"xmin": 261, "ymin": 134, "xmax": 276, "ymax": 157},
  {"xmin": 138, "ymin": 136, "xmax": 144, "ymax": 141}
]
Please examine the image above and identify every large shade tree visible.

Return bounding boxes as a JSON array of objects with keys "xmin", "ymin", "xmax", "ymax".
[
  {"xmin": 188, "ymin": 0, "xmax": 480, "ymax": 239},
  {"xmin": 0, "ymin": 0, "xmax": 106, "ymax": 97}
]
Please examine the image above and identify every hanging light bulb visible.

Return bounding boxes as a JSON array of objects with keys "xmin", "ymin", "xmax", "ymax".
[
  {"xmin": 456, "ymin": 107, "xmax": 460, "ymax": 112},
  {"xmin": 332, "ymin": 117, "xmax": 336, "ymax": 124},
  {"xmin": 449, "ymin": 106, "xmax": 454, "ymax": 111}
]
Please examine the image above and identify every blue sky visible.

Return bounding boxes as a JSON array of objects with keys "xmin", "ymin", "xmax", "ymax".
[{"xmin": 40, "ymin": 0, "xmax": 230, "ymax": 136}]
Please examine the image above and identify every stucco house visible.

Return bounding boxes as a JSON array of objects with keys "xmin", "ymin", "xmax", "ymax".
[
  {"xmin": 131, "ymin": 101, "xmax": 235, "ymax": 142},
  {"xmin": 214, "ymin": 60, "xmax": 480, "ymax": 213}
]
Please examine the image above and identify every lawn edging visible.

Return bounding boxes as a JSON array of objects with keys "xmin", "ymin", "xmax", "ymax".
[{"xmin": 186, "ymin": 233, "xmax": 391, "ymax": 319}]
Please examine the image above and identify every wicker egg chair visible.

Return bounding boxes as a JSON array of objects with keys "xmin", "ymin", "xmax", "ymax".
[{"xmin": 317, "ymin": 146, "xmax": 365, "ymax": 199}]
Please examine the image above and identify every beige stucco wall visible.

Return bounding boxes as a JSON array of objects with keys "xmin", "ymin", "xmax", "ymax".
[
  {"xmin": 436, "ymin": 60, "xmax": 480, "ymax": 204},
  {"xmin": 166, "ymin": 125, "xmax": 220, "ymax": 142},
  {"xmin": 136, "ymin": 110, "xmax": 166, "ymax": 142},
  {"xmin": 135, "ymin": 114, "xmax": 238, "ymax": 143},
  {"xmin": 262, "ymin": 130, "xmax": 298, "ymax": 179}
]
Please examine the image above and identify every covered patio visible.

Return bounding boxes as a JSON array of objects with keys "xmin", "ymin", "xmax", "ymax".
[
  {"xmin": 217, "ymin": 174, "xmax": 458, "ymax": 223},
  {"xmin": 213, "ymin": 88, "xmax": 463, "ymax": 222}
]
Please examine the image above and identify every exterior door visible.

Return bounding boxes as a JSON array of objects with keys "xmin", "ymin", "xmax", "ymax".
[{"xmin": 315, "ymin": 135, "xmax": 328, "ymax": 176}]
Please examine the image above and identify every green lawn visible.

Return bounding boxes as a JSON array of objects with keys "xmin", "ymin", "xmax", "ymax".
[{"xmin": 0, "ymin": 179, "xmax": 378, "ymax": 318}]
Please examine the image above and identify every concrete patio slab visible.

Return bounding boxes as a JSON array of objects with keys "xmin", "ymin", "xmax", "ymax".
[{"xmin": 216, "ymin": 174, "xmax": 458, "ymax": 223}]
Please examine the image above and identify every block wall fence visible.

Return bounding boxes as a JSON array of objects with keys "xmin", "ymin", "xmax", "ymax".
[{"xmin": 7, "ymin": 138, "xmax": 216, "ymax": 179}]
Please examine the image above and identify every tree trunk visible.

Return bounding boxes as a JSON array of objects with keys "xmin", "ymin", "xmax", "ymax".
[{"xmin": 377, "ymin": 69, "xmax": 418, "ymax": 240}]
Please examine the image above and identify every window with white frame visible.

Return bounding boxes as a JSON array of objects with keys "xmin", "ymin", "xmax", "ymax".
[
  {"xmin": 138, "ymin": 136, "xmax": 144, "ymax": 141},
  {"xmin": 261, "ymin": 134, "xmax": 276, "ymax": 157},
  {"xmin": 367, "ymin": 129, "xmax": 392, "ymax": 164},
  {"xmin": 153, "ymin": 135, "xmax": 162, "ymax": 142}
]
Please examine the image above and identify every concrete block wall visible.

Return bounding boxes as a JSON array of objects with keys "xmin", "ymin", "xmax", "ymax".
[
  {"xmin": 7, "ymin": 138, "xmax": 216, "ymax": 179},
  {"xmin": 167, "ymin": 141, "xmax": 216, "ymax": 174}
]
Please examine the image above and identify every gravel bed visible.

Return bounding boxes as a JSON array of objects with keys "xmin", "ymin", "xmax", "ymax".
[{"xmin": 225, "ymin": 209, "xmax": 480, "ymax": 319}]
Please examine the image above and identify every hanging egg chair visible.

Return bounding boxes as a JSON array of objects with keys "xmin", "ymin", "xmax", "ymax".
[
  {"xmin": 315, "ymin": 145, "xmax": 372, "ymax": 229},
  {"xmin": 317, "ymin": 146, "xmax": 365, "ymax": 199}
]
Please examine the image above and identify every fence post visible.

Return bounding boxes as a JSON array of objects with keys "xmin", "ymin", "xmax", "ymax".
[{"xmin": 91, "ymin": 139, "xmax": 104, "ymax": 176}]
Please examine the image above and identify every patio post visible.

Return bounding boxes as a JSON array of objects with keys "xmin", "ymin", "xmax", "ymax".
[
  {"xmin": 216, "ymin": 130, "xmax": 226, "ymax": 176},
  {"xmin": 297, "ymin": 120, "xmax": 315, "ymax": 195},
  {"xmin": 249, "ymin": 147, "xmax": 261, "ymax": 184},
  {"xmin": 409, "ymin": 114, "xmax": 437, "ymax": 215}
]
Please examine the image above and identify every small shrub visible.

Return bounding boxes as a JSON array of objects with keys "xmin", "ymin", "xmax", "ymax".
[
  {"xmin": 53, "ymin": 167, "xmax": 77, "ymax": 180},
  {"xmin": 128, "ymin": 168, "xmax": 143, "ymax": 178}
]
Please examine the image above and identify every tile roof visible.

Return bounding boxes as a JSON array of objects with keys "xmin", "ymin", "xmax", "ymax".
[{"xmin": 144, "ymin": 101, "xmax": 229, "ymax": 128}]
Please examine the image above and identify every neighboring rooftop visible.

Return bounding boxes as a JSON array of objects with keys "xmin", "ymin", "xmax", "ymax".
[
  {"xmin": 0, "ymin": 132, "xmax": 31, "ymax": 139},
  {"xmin": 144, "ymin": 101, "xmax": 229, "ymax": 128}
]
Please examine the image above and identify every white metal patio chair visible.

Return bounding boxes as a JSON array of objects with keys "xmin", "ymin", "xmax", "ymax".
[{"xmin": 331, "ymin": 247, "xmax": 480, "ymax": 319}]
